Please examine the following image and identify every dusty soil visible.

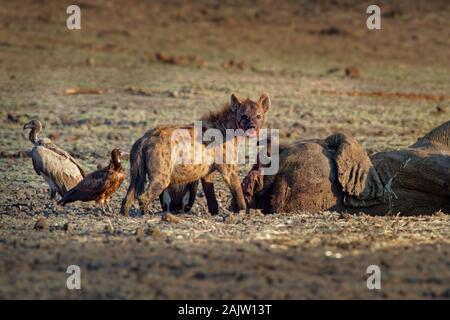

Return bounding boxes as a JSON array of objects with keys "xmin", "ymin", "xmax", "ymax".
[{"xmin": 0, "ymin": 0, "xmax": 449, "ymax": 299}]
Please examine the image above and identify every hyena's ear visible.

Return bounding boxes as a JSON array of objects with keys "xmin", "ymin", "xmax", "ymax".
[
  {"xmin": 259, "ymin": 93, "xmax": 271, "ymax": 113},
  {"xmin": 230, "ymin": 94, "xmax": 241, "ymax": 112}
]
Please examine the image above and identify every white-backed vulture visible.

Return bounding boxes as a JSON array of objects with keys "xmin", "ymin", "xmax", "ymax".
[
  {"xmin": 59, "ymin": 148, "xmax": 126, "ymax": 214},
  {"xmin": 23, "ymin": 119, "xmax": 85, "ymax": 200}
]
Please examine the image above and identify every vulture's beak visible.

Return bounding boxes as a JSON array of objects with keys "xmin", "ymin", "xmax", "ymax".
[
  {"xmin": 23, "ymin": 123, "xmax": 32, "ymax": 130},
  {"xmin": 120, "ymin": 152, "xmax": 130, "ymax": 160}
]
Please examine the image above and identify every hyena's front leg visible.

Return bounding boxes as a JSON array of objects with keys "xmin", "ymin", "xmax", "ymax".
[
  {"xmin": 217, "ymin": 165, "xmax": 247, "ymax": 212},
  {"xmin": 201, "ymin": 173, "xmax": 219, "ymax": 215},
  {"xmin": 242, "ymin": 167, "xmax": 264, "ymax": 208}
]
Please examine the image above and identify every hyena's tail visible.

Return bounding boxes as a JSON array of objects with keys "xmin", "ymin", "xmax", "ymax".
[{"xmin": 120, "ymin": 138, "xmax": 147, "ymax": 216}]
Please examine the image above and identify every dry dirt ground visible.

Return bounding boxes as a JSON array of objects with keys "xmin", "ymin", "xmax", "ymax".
[{"xmin": 0, "ymin": 0, "xmax": 449, "ymax": 299}]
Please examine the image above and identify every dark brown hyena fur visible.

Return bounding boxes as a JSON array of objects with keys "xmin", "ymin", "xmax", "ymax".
[{"xmin": 120, "ymin": 93, "xmax": 271, "ymax": 216}]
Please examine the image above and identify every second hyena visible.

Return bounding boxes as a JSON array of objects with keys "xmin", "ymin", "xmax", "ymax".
[
  {"xmin": 120, "ymin": 93, "xmax": 271, "ymax": 216},
  {"xmin": 159, "ymin": 181, "xmax": 199, "ymax": 214}
]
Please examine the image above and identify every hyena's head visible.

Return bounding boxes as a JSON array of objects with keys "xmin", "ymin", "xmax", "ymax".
[{"xmin": 231, "ymin": 93, "xmax": 271, "ymax": 137}]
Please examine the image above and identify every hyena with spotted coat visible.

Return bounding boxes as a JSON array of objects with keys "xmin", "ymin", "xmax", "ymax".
[{"xmin": 120, "ymin": 93, "xmax": 271, "ymax": 216}]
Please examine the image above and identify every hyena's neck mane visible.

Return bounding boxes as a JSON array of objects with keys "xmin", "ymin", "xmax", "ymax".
[{"xmin": 200, "ymin": 104, "xmax": 238, "ymax": 133}]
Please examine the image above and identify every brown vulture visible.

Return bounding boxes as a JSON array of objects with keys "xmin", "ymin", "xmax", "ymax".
[
  {"xmin": 23, "ymin": 119, "xmax": 85, "ymax": 200},
  {"xmin": 59, "ymin": 148, "xmax": 126, "ymax": 214}
]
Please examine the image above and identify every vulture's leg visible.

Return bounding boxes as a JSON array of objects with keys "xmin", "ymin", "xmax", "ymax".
[
  {"xmin": 100, "ymin": 203, "xmax": 107, "ymax": 215},
  {"xmin": 49, "ymin": 189, "xmax": 59, "ymax": 212},
  {"xmin": 106, "ymin": 202, "xmax": 113, "ymax": 215}
]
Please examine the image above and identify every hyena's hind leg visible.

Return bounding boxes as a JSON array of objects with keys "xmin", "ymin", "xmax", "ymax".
[
  {"xmin": 121, "ymin": 172, "xmax": 154, "ymax": 216},
  {"xmin": 121, "ymin": 184, "xmax": 136, "ymax": 216},
  {"xmin": 134, "ymin": 153, "xmax": 172, "ymax": 216},
  {"xmin": 138, "ymin": 178, "xmax": 170, "ymax": 215},
  {"xmin": 120, "ymin": 138, "xmax": 147, "ymax": 216}
]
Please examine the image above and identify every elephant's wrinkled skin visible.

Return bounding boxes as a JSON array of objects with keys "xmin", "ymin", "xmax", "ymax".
[{"xmin": 243, "ymin": 121, "xmax": 450, "ymax": 215}]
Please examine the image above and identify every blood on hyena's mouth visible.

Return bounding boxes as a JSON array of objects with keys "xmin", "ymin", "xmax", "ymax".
[{"xmin": 244, "ymin": 128, "xmax": 259, "ymax": 138}]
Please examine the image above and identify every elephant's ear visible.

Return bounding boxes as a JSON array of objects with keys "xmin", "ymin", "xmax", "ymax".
[{"xmin": 325, "ymin": 133, "xmax": 383, "ymax": 200}]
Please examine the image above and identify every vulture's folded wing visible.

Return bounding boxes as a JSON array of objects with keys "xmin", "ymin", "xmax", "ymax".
[
  {"xmin": 40, "ymin": 139, "xmax": 86, "ymax": 177},
  {"xmin": 62, "ymin": 170, "xmax": 110, "ymax": 202},
  {"xmin": 31, "ymin": 145, "xmax": 85, "ymax": 194}
]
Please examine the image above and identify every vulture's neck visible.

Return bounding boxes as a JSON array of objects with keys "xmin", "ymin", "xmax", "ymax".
[
  {"xmin": 29, "ymin": 128, "xmax": 40, "ymax": 144},
  {"xmin": 111, "ymin": 156, "xmax": 122, "ymax": 171}
]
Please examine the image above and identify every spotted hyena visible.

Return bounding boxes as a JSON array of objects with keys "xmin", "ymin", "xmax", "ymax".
[{"xmin": 120, "ymin": 93, "xmax": 271, "ymax": 216}]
